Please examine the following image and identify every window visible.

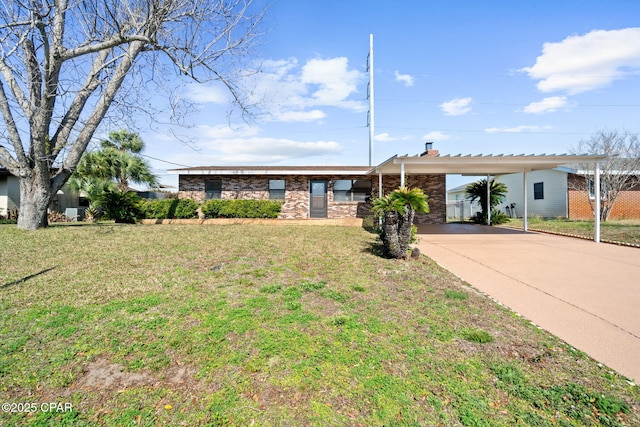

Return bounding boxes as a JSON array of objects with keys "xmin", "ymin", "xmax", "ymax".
[
  {"xmin": 588, "ymin": 178, "xmax": 607, "ymax": 200},
  {"xmin": 333, "ymin": 179, "xmax": 372, "ymax": 201},
  {"xmin": 533, "ymin": 182, "xmax": 544, "ymax": 200},
  {"xmin": 269, "ymin": 179, "xmax": 285, "ymax": 200},
  {"xmin": 205, "ymin": 179, "xmax": 222, "ymax": 199}
]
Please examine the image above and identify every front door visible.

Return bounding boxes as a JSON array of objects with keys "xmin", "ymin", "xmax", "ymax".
[{"xmin": 309, "ymin": 180, "xmax": 328, "ymax": 218}]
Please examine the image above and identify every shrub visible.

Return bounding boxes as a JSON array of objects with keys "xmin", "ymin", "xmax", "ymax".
[
  {"xmin": 173, "ymin": 199, "xmax": 199, "ymax": 219},
  {"xmin": 201, "ymin": 199, "xmax": 282, "ymax": 219},
  {"xmin": 95, "ymin": 189, "xmax": 143, "ymax": 223},
  {"xmin": 139, "ymin": 199, "xmax": 199, "ymax": 219},
  {"xmin": 470, "ymin": 208, "xmax": 510, "ymax": 225}
]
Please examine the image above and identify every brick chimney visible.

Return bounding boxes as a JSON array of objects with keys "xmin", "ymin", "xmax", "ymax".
[{"xmin": 420, "ymin": 142, "xmax": 439, "ymax": 157}]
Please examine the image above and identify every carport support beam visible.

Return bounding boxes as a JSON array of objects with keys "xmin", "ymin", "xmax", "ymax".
[
  {"xmin": 594, "ymin": 160, "xmax": 601, "ymax": 243},
  {"xmin": 523, "ymin": 171, "xmax": 528, "ymax": 232},
  {"xmin": 487, "ymin": 174, "xmax": 491, "ymax": 225}
]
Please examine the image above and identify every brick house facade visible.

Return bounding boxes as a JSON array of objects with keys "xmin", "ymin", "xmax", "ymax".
[
  {"xmin": 175, "ymin": 166, "xmax": 447, "ymax": 224},
  {"xmin": 567, "ymin": 173, "xmax": 640, "ymax": 220}
]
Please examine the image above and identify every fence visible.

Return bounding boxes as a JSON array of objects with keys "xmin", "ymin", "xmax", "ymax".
[{"xmin": 446, "ymin": 200, "xmax": 482, "ymax": 221}]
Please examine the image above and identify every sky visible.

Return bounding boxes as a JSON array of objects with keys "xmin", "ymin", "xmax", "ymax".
[{"xmin": 139, "ymin": 0, "xmax": 640, "ymax": 188}]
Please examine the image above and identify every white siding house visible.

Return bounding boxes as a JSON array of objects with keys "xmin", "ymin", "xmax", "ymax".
[
  {"xmin": 0, "ymin": 172, "xmax": 20, "ymax": 217},
  {"xmin": 0, "ymin": 169, "xmax": 80, "ymax": 218},
  {"xmin": 495, "ymin": 169, "xmax": 568, "ymax": 218}
]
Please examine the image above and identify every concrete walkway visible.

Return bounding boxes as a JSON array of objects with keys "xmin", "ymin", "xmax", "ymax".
[{"xmin": 416, "ymin": 223, "xmax": 640, "ymax": 383}]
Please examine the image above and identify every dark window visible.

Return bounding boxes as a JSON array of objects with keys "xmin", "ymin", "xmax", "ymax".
[
  {"xmin": 205, "ymin": 179, "xmax": 222, "ymax": 199},
  {"xmin": 333, "ymin": 179, "xmax": 372, "ymax": 201},
  {"xmin": 269, "ymin": 179, "xmax": 285, "ymax": 200},
  {"xmin": 533, "ymin": 182, "xmax": 544, "ymax": 200}
]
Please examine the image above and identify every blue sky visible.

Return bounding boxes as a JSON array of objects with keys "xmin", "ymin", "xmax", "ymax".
[{"xmin": 141, "ymin": 0, "xmax": 640, "ymax": 188}]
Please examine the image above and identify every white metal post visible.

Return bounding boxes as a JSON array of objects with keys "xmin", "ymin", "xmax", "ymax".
[
  {"xmin": 594, "ymin": 160, "xmax": 601, "ymax": 243},
  {"xmin": 487, "ymin": 175, "xmax": 491, "ymax": 225},
  {"xmin": 368, "ymin": 34, "xmax": 375, "ymax": 167},
  {"xmin": 523, "ymin": 171, "xmax": 528, "ymax": 232},
  {"xmin": 400, "ymin": 160, "xmax": 405, "ymax": 188},
  {"xmin": 378, "ymin": 170, "xmax": 383, "ymax": 198}
]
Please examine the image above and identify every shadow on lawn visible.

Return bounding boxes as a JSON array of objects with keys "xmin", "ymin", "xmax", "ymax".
[{"xmin": 1, "ymin": 266, "xmax": 56, "ymax": 289}]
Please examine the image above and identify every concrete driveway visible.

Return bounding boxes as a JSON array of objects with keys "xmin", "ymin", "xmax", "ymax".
[{"xmin": 416, "ymin": 223, "xmax": 640, "ymax": 383}]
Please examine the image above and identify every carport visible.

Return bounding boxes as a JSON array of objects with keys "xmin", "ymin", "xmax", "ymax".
[
  {"xmin": 414, "ymin": 223, "xmax": 640, "ymax": 383},
  {"xmin": 369, "ymin": 153, "xmax": 608, "ymax": 242}
]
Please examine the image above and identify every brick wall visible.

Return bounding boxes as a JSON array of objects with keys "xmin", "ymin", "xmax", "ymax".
[
  {"xmin": 178, "ymin": 173, "xmax": 447, "ymax": 223},
  {"xmin": 378, "ymin": 174, "xmax": 447, "ymax": 224},
  {"xmin": 567, "ymin": 173, "xmax": 640, "ymax": 220}
]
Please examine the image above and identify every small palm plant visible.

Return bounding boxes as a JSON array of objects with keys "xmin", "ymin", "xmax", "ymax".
[
  {"xmin": 372, "ymin": 187, "xmax": 429, "ymax": 259},
  {"xmin": 465, "ymin": 179, "xmax": 508, "ymax": 224}
]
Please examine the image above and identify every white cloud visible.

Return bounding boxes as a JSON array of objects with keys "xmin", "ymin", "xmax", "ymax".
[
  {"xmin": 184, "ymin": 84, "xmax": 229, "ymax": 104},
  {"xmin": 375, "ymin": 132, "xmax": 398, "ymax": 142},
  {"xmin": 440, "ymin": 97, "xmax": 473, "ymax": 116},
  {"xmin": 239, "ymin": 56, "xmax": 366, "ymax": 122},
  {"xmin": 484, "ymin": 125, "xmax": 552, "ymax": 133},
  {"xmin": 520, "ymin": 28, "xmax": 640, "ymax": 94},
  {"xmin": 184, "ymin": 124, "xmax": 342, "ymax": 164},
  {"xmin": 301, "ymin": 57, "xmax": 365, "ymax": 108},
  {"xmin": 422, "ymin": 131, "xmax": 452, "ymax": 141},
  {"xmin": 273, "ymin": 110, "xmax": 326, "ymax": 123},
  {"xmin": 523, "ymin": 96, "xmax": 569, "ymax": 114},
  {"xmin": 394, "ymin": 71, "xmax": 415, "ymax": 87},
  {"xmin": 195, "ymin": 124, "xmax": 260, "ymax": 139}
]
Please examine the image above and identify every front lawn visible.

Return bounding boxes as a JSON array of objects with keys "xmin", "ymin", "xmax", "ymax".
[
  {"xmin": 1, "ymin": 224, "xmax": 638, "ymax": 426},
  {"xmin": 506, "ymin": 218, "xmax": 640, "ymax": 246}
]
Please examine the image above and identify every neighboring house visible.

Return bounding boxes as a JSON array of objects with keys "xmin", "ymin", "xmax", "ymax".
[
  {"xmin": 494, "ymin": 169, "xmax": 569, "ymax": 218},
  {"xmin": 0, "ymin": 168, "xmax": 80, "ymax": 218},
  {"xmin": 446, "ymin": 183, "xmax": 481, "ymax": 221},
  {"xmin": 493, "ymin": 167, "xmax": 640, "ymax": 220},
  {"xmin": 172, "ymin": 165, "xmax": 447, "ymax": 223}
]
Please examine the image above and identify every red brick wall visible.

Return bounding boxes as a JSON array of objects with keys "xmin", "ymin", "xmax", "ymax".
[{"xmin": 568, "ymin": 174, "xmax": 640, "ymax": 220}]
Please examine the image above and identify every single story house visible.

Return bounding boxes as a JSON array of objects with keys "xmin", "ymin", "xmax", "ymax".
[
  {"xmin": 170, "ymin": 148, "xmax": 610, "ymax": 229},
  {"xmin": 172, "ymin": 164, "xmax": 447, "ymax": 224},
  {"xmin": 492, "ymin": 167, "xmax": 640, "ymax": 220}
]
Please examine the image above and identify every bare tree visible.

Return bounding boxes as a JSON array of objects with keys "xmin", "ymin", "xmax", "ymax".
[
  {"xmin": 0, "ymin": 0, "xmax": 264, "ymax": 229},
  {"xmin": 570, "ymin": 130, "xmax": 640, "ymax": 221}
]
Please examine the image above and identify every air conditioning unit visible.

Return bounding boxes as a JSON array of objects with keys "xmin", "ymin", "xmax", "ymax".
[{"xmin": 65, "ymin": 207, "xmax": 86, "ymax": 221}]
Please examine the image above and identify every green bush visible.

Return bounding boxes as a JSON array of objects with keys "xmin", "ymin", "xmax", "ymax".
[
  {"xmin": 470, "ymin": 208, "xmax": 510, "ymax": 225},
  {"xmin": 139, "ymin": 199, "xmax": 199, "ymax": 219},
  {"xmin": 96, "ymin": 189, "xmax": 143, "ymax": 223},
  {"xmin": 201, "ymin": 199, "xmax": 282, "ymax": 219}
]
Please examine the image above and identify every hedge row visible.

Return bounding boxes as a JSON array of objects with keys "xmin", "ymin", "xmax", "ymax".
[
  {"xmin": 201, "ymin": 199, "xmax": 283, "ymax": 219},
  {"xmin": 138, "ymin": 198, "xmax": 283, "ymax": 219},
  {"xmin": 138, "ymin": 199, "xmax": 200, "ymax": 219}
]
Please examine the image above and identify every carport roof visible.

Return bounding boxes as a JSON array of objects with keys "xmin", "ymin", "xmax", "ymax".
[{"xmin": 369, "ymin": 153, "xmax": 608, "ymax": 176}]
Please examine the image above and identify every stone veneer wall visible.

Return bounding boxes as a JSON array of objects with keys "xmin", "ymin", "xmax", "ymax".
[
  {"xmin": 378, "ymin": 174, "xmax": 447, "ymax": 224},
  {"xmin": 178, "ymin": 173, "xmax": 446, "ymax": 223}
]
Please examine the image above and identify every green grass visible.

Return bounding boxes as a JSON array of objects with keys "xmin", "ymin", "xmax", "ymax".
[
  {"xmin": 1, "ymin": 223, "xmax": 638, "ymax": 426},
  {"xmin": 506, "ymin": 218, "xmax": 640, "ymax": 245}
]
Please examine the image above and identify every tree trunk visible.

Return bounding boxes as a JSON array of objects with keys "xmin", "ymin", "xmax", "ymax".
[
  {"xmin": 16, "ymin": 172, "xmax": 53, "ymax": 230},
  {"xmin": 382, "ymin": 210, "xmax": 403, "ymax": 258},
  {"xmin": 397, "ymin": 206, "xmax": 415, "ymax": 258}
]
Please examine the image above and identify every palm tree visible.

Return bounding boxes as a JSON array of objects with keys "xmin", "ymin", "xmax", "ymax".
[
  {"xmin": 73, "ymin": 130, "xmax": 158, "ymax": 191},
  {"xmin": 69, "ymin": 130, "xmax": 157, "ymax": 221},
  {"xmin": 373, "ymin": 187, "xmax": 429, "ymax": 259},
  {"xmin": 465, "ymin": 178, "xmax": 507, "ymax": 224}
]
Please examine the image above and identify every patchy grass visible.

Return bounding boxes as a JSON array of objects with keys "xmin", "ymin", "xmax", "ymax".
[
  {"xmin": 506, "ymin": 218, "xmax": 640, "ymax": 245},
  {"xmin": 1, "ymin": 223, "xmax": 638, "ymax": 426}
]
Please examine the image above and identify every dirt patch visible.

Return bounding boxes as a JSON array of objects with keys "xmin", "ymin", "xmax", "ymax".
[{"xmin": 69, "ymin": 357, "xmax": 201, "ymax": 393}]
